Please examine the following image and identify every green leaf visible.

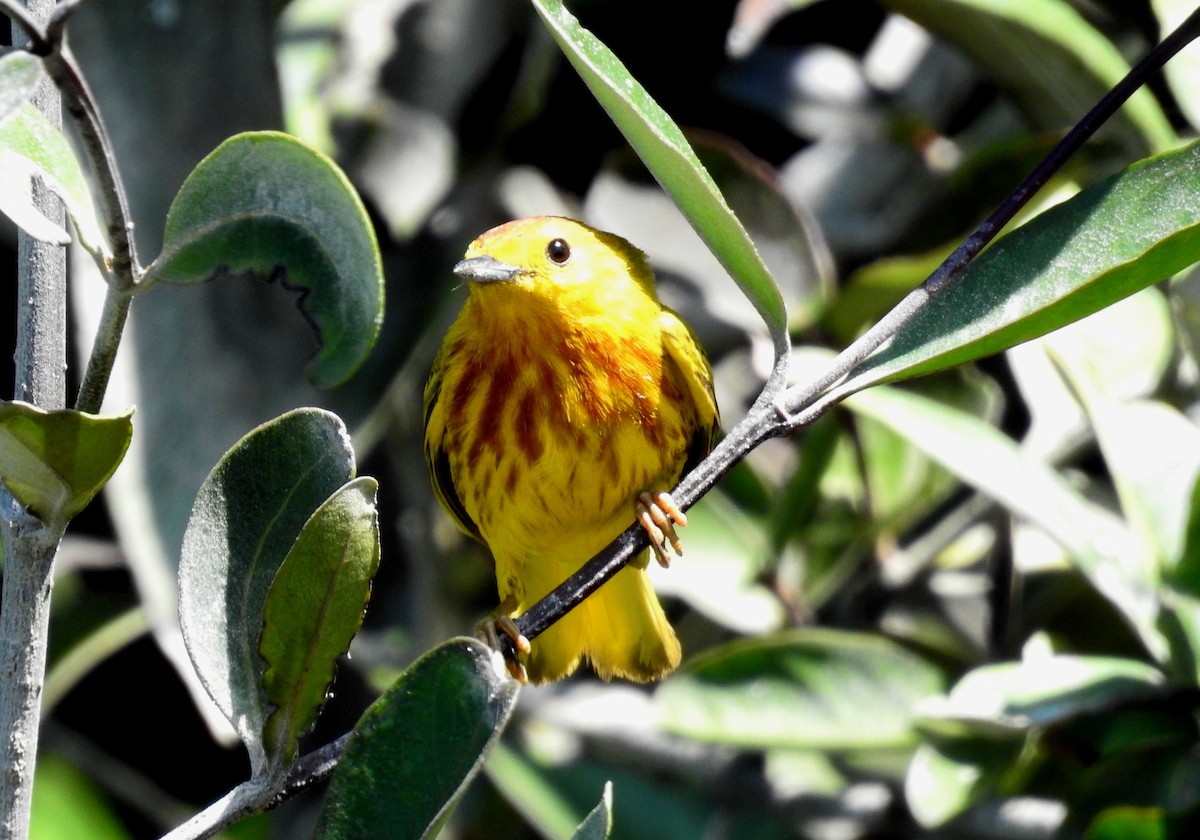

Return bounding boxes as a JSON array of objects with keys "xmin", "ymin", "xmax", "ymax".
[
  {"xmin": 150, "ymin": 131, "xmax": 384, "ymax": 388},
  {"xmin": 918, "ymin": 655, "xmax": 1166, "ymax": 737},
  {"xmin": 0, "ymin": 401, "xmax": 132, "ymax": 524},
  {"xmin": 878, "ymin": 0, "xmax": 1175, "ymax": 156},
  {"xmin": 0, "ymin": 102, "xmax": 108, "ymax": 259},
  {"xmin": 31, "ymin": 754, "xmax": 132, "ymax": 840},
  {"xmin": 0, "ymin": 50, "xmax": 45, "ymax": 125},
  {"xmin": 1154, "ymin": 0, "xmax": 1200, "ymax": 134},
  {"xmin": 572, "ymin": 782, "xmax": 613, "ymax": 840},
  {"xmin": 843, "ymin": 139, "xmax": 1200, "ymax": 392},
  {"xmin": 178, "ymin": 407, "xmax": 355, "ymax": 774},
  {"xmin": 260, "ymin": 476, "xmax": 380, "ymax": 769},
  {"xmin": 904, "ymin": 738, "xmax": 1021, "ymax": 828},
  {"xmin": 530, "ymin": 0, "xmax": 787, "ymax": 344},
  {"xmin": 843, "ymin": 382, "xmax": 1169, "ymax": 661},
  {"xmin": 315, "ymin": 638, "xmax": 520, "ymax": 840},
  {"xmin": 655, "ymin": 628, "xmax": 945, "ymax": 749}
]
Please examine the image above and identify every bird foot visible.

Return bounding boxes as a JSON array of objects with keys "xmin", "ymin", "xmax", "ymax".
[
  {"xmin": 636, "ymin": 490, "xmax": 688, "ymax": 568},
  {"xmin": 476, "ymin": 598, "xmax": 530, "ymax": 684}
]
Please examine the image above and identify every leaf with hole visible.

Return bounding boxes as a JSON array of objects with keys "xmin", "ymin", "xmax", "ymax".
[{"xmin": 149, "ymin": 131, "xmax": 384, "ymax": 388}]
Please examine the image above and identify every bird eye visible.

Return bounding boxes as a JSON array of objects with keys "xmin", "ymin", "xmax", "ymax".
[{"xmin": 546, "ymin": 238, "xmax": 571, "ymax": 264}]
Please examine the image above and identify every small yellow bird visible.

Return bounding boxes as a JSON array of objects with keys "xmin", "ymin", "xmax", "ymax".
[{"xmin": 423, "ymin": 216, "xmax": 720, "ymax": 683}]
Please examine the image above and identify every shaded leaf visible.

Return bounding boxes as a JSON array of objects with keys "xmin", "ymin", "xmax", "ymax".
[
  {"xmin": 0, "ymin": 102, "xmax": 108, "ymax": 259},
  {"xmin": 878, "ymin": 0, "xmax": 1175, "ymax": 155},
  {"xmin": 572, "ymin": 782, "xmax": 613, "ymax": 840},
  {"xmin": 0, "ymin": 401, "xmax": 132, "ymax": 524},
  {"xmin": 150, "ymin": 131, "xmax": 384, "ymax": 388},
  {"xmin": 315, "ymin": 638, "xmax": 520, "ymax": 840},
  {"xmin": 178, "ymin": 408, "xmax": 355, "ymax": 773},
  {"xmin": 530, "ymin": 0, "xmax": 788, "ymax": 344},
  {"xmin": 656, "ymin": 628, "xmax": 945, "ymax": 749},
  {"xmin": 261, "ymin": 477, "xmax": 380, "ymax": 769},
  {"xmin": 843, "ymin": 139, "xmax": 1200, "ymax": 393}
]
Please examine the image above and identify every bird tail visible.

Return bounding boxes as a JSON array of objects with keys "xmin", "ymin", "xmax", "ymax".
[{"xmin": 524, "ymin": 551, "xmax": 681, "ymax": 684}]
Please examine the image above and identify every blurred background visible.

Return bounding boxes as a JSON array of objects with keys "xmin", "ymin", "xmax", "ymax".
[{"xmin": 5, "ymin": 0, "xmax": 1200, "ymax": 838}]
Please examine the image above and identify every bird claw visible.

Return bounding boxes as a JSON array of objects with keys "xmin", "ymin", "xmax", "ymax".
[
  {"xmin": 476, "ymin": 600, "xmax": 531, "ymax": 684},
  {"xmin": 636, "ymin": 491, "xmax": 687, "ymax": 568}
]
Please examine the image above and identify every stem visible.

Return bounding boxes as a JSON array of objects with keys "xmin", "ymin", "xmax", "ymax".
[
  {"xmin": 775, "ymin": 4, "xmax": 1200, "ymax": 424},
  {"xmin": 0, "ymin": 2, "xmax": 67, "ymax": 837},
  {"xmin": 157, "ymin": 736, "xmax": 349, "ymax": 840},
  {"xmin": 515, "ymin": 6, "xmax": 1200, "ymax": 646}
]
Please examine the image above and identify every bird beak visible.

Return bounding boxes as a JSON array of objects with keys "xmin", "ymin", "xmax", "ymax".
[{"xmin": 453, "ymin": 255, "xmax": 521, "ymax": 283}]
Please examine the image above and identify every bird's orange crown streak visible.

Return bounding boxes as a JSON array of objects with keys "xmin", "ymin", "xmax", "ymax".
[{"xmin": 423, "ymin": 216, "xmax": 720, "ymax": 683}]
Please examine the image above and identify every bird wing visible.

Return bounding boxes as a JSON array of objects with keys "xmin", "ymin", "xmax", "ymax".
[
  {"xmin": 659, "ymin": 307, "xmax": 721, "ymax": 474},
  {"xmin": 423, "ymin": 350, "xmax": 483, "ymax": 542}
]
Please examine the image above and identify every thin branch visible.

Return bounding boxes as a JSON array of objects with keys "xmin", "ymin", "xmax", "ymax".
[
  {"xmin": 775, "ymin": 4, "xmax": 1200, "ymax": 427},
  {"xmin": 514, "ymin": 5, "xmax": 1200, "ymax": 647},
  {"xmin": 1, "ymin": 0, "xmax": 142, "ymax": 412},
  {"xmin": 157, "ymin": 736, "xmax": 350, "ymax": 840}
]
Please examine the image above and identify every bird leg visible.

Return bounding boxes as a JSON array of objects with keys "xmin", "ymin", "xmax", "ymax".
[
  {"xmin": 636, "ymin": 490, "xmax": 688, "ymax": 568},
  {"xmin": 476, "ymin": 594, "xmax": 531, "ymax": 684}
]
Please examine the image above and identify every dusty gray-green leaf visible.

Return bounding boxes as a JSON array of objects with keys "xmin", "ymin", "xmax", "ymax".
[
  {"xmin": 530, "ymin": 0, "xmax": 788, "ymax": 347},
  {"xmin": 178, "ymin": 408, "xmax": 355, "ymax": 774},
  {"xmin": 315, "ymin": 638, "xmax": 520, "ymax": 840},
  {"xmin": 0, "ymin": 102, "xmax": 108, "ymax": 258},
  {"xmin": 260, "ymin": 477, "xmax": 380, "ymax": 770},
  {"xmin": 150, "ymin": 131, "xmax": 384, "ymax": 388},
  {"xmin": 0, "ymin": 401, "xmax": 133, "ymax": 524}
]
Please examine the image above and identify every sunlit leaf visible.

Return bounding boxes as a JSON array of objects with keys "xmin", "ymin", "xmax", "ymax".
[
  {"xmin": 530, "ymin": 0, "xmax": 788, "ymax": 345},
  {"xmin": 260, "ymin": 477, "xmax": 380, "ymax": 769},
  {"xmin": 178, "ymin": 408, "xmax": 355, "ymax": 773},
  {"xmin": 657, "ymin": 628, "xmax": 945, "ymax": 749},
  {"xmin": 0, "ymin": 401, "xmax": 132, "ymax": 524},
  {"xmin": 0, "ymin": 103, "xmax": 108, "ymax": 259}
]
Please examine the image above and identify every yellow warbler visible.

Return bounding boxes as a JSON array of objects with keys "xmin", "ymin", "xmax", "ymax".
[{"xmin": 423, "ymin": 216, "xmax": 720, "ymax": 683}]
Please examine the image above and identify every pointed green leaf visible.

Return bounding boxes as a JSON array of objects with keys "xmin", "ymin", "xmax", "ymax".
[
  {"xmin": 0, "ymin": 50, "xmax": 45, "ymax": 125},
  {"xmin": 150, "ymin": 131, "xmax": 384, "ymax": 388},
  {"xmin": 844, "ymin": 140, "xmax": 1200, "ymax": 392},
  {"xmin": 572, "ymin": 782, "xmax": 613, "ymax": 840},
  {"xmin": 530, "ymin": 0, "xmax": 787, "ymax": 341},
  {"xmin": 315, "ymin": 638, "xmax": 520, "ymax": 840},
  {"xmin": 0, "ymin": 401, "xmax": 132, "ymax": 524},
  {"xmin": 260, "ymin": 476, "xmax": 380, "ymax": 768},
  {"xmin": 178, "ymin": 408, "xmax": 355, "ymax": 773},
  {"xmin": 878, "ymin": 0, "xmax": 1175, "ymax": 155},
  {"xmin": 656, "ymin": 628, "xmax": 945, "ymax": 749},
  {"xmin": 0, "ymin": 103, "xmax": 108, "ymax": 259}
]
